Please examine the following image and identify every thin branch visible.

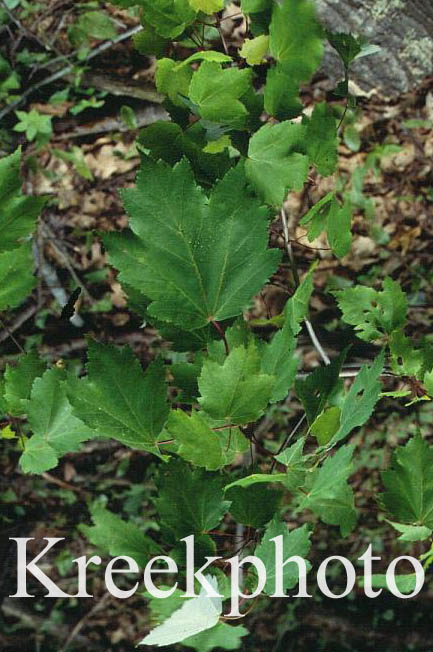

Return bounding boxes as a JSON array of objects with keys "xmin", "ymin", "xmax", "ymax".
[
  {"xmin": 0, "ymin": 316, "xmax": 26, "ymax": 354},
  {"xmin": 0, "ymin": 24, "xmax": 143, "ymax": 121},
  {"xmin": 212, "ymin": 320, "xmax": 230, "ymax": 355}
]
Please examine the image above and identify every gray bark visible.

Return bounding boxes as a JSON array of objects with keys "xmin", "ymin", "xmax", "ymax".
[{"xmin": 315, "ymin": 0, "xmax": 433, "ymax": 97}]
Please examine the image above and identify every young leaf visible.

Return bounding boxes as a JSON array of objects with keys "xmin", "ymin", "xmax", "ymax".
[
  {"xmin": 198, "ymin": 344, "xmax": 275, "ymax": 426},
  {"xmin": 67, "ymin": 340, "xmax": 169, "ymax": 453},
  {"xmin": 239, "ymin": 35, "xmax": 269, "ymax": 65},
  {"xmin": 105, "ymin": 159, "xmax": 280, "ymax": 330},
  {"xmin": 245, "ymin": 121, "xmax": 309, "ymax": 206},
  {"xmin": 20, "ymin": 368, "xmax": 93, "ymax": 473},
  {"xmin": 80, "ymin": 504, "xmax": 160, "ymax": 566},
  {"xmin": 310, "ymin": 406, "xmax": 341, "ymax": 446},
  {"xmin": 254, "ymin": 520, "xmax": 312, "ymax": 595},
  {"xmin": 188, "ymin": 62, "xmax": 253, "ymax": 128},
  {"xmin": 380, "ymin": 433, "xmax": 433, "ymax": 529},
  {"xmin": 155, "ymin": 58, "xmax": 192, "ymax": 106},
  {"xmin": 155, "ymin": 459, "xmax": 230, "ymax": 538},
  {"xmin": 386, "ymin": 521, "xmax": 432, "ymax": 543},
  {"xmin": 332, "ymin": 278, "xmax": 407, "ymax": 341},
  {"xmin": 188, "ymin": 0, "xmax": 223, "ymax": 13},
  {"xmin": 298, "ymin": 444, "xmax": 357, "ymax": 536}
]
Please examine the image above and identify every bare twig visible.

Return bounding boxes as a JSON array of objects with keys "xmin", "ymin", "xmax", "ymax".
[
  {"xmin": 0, "ymin": 304, "xmax": 37, "ymax": 343},
  {"xmin": 58, "ymin": 593, "xmax": 111, "ymax": 652}
]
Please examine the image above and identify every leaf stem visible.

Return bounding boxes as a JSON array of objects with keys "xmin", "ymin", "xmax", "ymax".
[{"xmin": 211, "ymin": 320, "xmax": 230, "ymax": 356}]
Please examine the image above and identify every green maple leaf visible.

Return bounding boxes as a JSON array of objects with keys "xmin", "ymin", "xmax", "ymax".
[
  {"xmin": 155, "ymin": 58, "xmax": 192, "ymax": 106},
  {"xmin": 67, "ymin": 340, "xmax": 169, "ymax": 452},
  {"xmin": 0, "ymin": 243, "xmax": 37, "ymax": 311},
  {"xmin": 155, "ymin": 459, "xmax": 231, "ymax": 538},
  {"xmin": 332, "ymin": 278, "xmax": 407, "ymax": 341},
  {"xmin": 137, "ymin": 0, "xmax": 196, "ymax": 39},
  {"xmin": 105, "ymin": 158, "xmax": 280, "ymax": 330},
  {"xmin": 20, "ymin": 368, "xmax": 93, "ymax": 474},
  {"xmin": 166, "ymin": 409, "xmax": 244, "ymax": 470},
  {"xmin": 254, "ymin": 520, "xmax": 312, "ymax": 595},
  {"xmin": 198, "ymin": 343, "xmax": 275, "ymax": 426},
  {"xmin": 299, "ymin": 444, "xmax": 357, "ymax": 536},
  {"xmin": 188, "ymin": 62, "xmax": 253, "ymax": 128},
  {"xmin": 264, "ymin": 64, "xmax": 303, "ymax": 120},
  {"xmin": 226, "ymin": 483, "xmax": 281, "ymax": 528},
  {"xmin": 380, "ymin": 433, "xmax": 433, "ymax": 529},
  {"xmin": 3, "ymin": 350, "xmax": 46, "ymax": 416},
  {"xmin": 269, "ymin": 0, "xmax": 323, "ymax": 80},
  {"xmin": 0, "ymin": 148, "xmax": 45, "ymax": 252},
  {"xmin": 80, "ymin": 504, "xmax": 160, "ymax": 566},
  {"xmin": 245, "ymin": 121, "xmax": 309, "ymax": 206},
  {"xmin": 330, "ymin": 350, "xmax": 384, "ymax": 446}
]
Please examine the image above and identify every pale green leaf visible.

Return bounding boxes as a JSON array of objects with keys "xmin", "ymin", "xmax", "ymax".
[
  {"xmin": 239, "ymin": 35, "xmax": 269, "ymax": 65},
  {"xmin": 139, "ymin": 575, "xmax": 222, "ymax": 646},
  {"xmin": 386, "ymin": 521, "xmax": 432, "ymax": 542},
  {"xmin": 310, "ymin": 406, "xmax": 341, "ymax": 446},
  {"xmin": 246, "ymin": 121, "xmax": 309, "ymax": 205}
]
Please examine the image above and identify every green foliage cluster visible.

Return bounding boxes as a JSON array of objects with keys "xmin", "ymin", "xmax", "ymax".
[{"xmin": 1, "ymin": 1, "xmax": 432, "ymax": 649}]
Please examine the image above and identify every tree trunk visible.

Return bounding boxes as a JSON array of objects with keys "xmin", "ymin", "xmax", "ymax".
[{"xmin": 315, "ymin": 0, "xmax": 433, "ymax": 97}]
